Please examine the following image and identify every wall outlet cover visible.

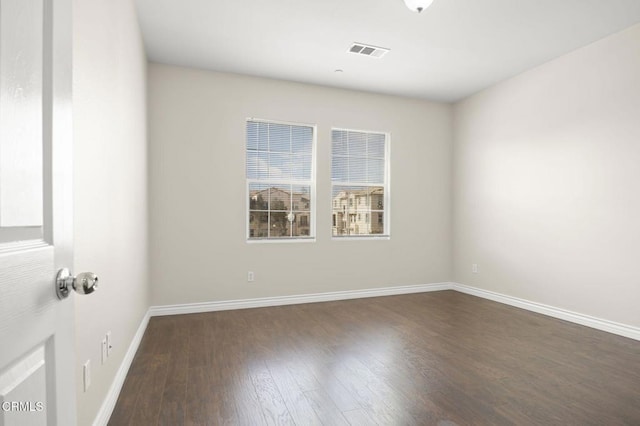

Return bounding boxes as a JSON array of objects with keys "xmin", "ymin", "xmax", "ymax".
[
  {"xmin": 83, "ymin": 360, "xmax": 91, "ymax": 392},
  {"xmin": 101, "ymin": 338, "xmax": 107, "ymax": 364},
  {"xmin": 106, "ymin": 331, "xmax": 113, "ymax": 357}
]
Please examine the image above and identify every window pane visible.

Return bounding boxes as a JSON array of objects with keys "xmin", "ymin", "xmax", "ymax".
[
  {"xmin": 333, "ymin": 186, "xmax": 366, "ymax": 216},
  {"xmin": 332, "ymin": 210, "xmax": 348, "ymax": 236},
  {"xmin": 247, "ymin": 121, "xmax": 258, "ymax": 151},
  {"xmin": 269, "ymin": 153, "xmax": 292, "ymax": 180},
  {"xmin": 348, "ymin": 132, "xmax": 367, "ymax": 157},
  {"xmin": 332, "ymin": 156, "xmax": 348, "ymax": 181},
  {"xmin": 367, "ymin": 158, "xmax": 385, "ymax": 184},
  {"xmin": 246, "ymin": 151, "xmax": 258, "ymax": 179},
  {"xmin": 268, "ymin": 123, "xmax": 291, "ymax": 153},
  {"xmin": 368, "ymin": 133, "xmax": 385, "ymax": 158},
  {"xmin": 258, "ymin": 122, "xmax": 268, "ymax": 151},
  {"xmin": 332, "ymin": 186, "xmax": 349, "ymax": 209},
  {"xmin": 292, "ymin": 153, "xmax": 312, "ymax": 180},
  {"xmin": 269, "ymin": 186, "xmax": 291, "ymax": 211},
  {"xmin": 331, "ymin": 185, "xmax": 385, "ymax": 236},
  {"xmin": 249, "ymin": 212, "xmax": 269, "ymax": 238},
  {"xmin": 349, "ymin": 157, "xmax": 367, "ymax": 182},
  {"xmin": 247, "ymin": 151, "xmax": 268, "ymax": 180},
  {"xmin": 292, "ymin": 212, "xmax": 310, "ymax": 236},
  {"xmin": 369, "ymin": 187, "xmax": 384, "ymax": 209},
  {"xmin": 270, "ymin": 211, "xmax": 291, "ymax": 237},
  {"xmin": 292, "ymin": 185, "xmax": 311, "ymax": 211},
  {"xmin": 249, "ymin": 183, "xmax": 269, "ymax": 210},
  {"xmin": 332, "ymin": 130, "xmax": 348, "ymax": 156},
  {"xmin": 371, "ymin": 212, "xmax": 384, "ymax": 234},
  {"xmin": 292, "ymin": 126, "xmax": 313, "ymax": 153}
]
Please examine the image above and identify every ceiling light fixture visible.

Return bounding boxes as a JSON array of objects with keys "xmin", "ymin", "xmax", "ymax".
[{"xmin": 403, "ymin": 0, "xmax": 434, "ymax": 13}]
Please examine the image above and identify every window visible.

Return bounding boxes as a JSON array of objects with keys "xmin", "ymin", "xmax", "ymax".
[
  {"xmin": 247, "ymin": 119, "xmax": 315, "ymax": 240},
  {"xmin": 331, "ymin": 129, "xmax": 389, "ymax": 237}
]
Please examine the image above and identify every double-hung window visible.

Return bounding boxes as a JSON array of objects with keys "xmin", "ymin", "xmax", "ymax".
[
  {"xmin": 331, "ymin": 129, "xmax": 389, "ymax": 238},
  {"xmin": 246, "ymin": 119, "xmax": 315, "ymax": 241}
]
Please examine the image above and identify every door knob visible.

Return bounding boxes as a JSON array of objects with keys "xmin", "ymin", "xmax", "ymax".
[{"xmin": 56, "ymin": 268, "xmax": 99, "ymax": 299}]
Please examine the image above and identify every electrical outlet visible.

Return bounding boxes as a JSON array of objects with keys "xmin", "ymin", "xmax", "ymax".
[
  {"xmin": 83, "ymin": 360, "xmax": 91, "ymax": 392},
  {"xmin": 101, "ymin": 338, "xmax": 108, "ymax": 364},
  {"xmin": 247, "ymin": 271, "xmax": 254, "ymax": 282},
  {"xmin": 472, "ymin": 263, "xmax": 478, "ymax": 273},
  {"xmin": 106, "ymin": 331, "xmax": 113, "ymax": 357}
]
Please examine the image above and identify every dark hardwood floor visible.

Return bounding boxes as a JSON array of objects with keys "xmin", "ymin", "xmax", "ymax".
[{"xmin": 108, "ymin": 291, "xmax": 640, "ymax": 425}]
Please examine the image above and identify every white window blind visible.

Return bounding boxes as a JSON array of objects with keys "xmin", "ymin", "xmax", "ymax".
[
  {"xmin": 331, "ymin": 129, "xmax": 389, "ymax": 237},
  {"xmin": 247, "ymin": 119, "xmax": 315, "ymax": 240}
]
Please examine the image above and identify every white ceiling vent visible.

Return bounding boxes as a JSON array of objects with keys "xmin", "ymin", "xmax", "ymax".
[{"xmin": 348, "ymin": 42, "xmax": 390, "ymax": 58}]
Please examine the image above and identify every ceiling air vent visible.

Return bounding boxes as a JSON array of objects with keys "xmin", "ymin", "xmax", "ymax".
[{"xmin": 348, "ymin": 42, "xmax": 390, "ymax": 58}]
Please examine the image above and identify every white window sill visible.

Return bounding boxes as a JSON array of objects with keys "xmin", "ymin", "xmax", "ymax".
[
  {"xmin": 331, "ymin": 235, "xmax": 390, "ymax": 241},
  {"xmin": 247, "ymin": 237, "xmax": 316, "ymax": 244}
]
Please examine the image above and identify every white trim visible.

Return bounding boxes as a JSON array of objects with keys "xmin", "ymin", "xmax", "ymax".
[
  {"xmin": 452, "ymin": 283, "xmax": 640, "ymax": 341},
  {"xmin": 148, "ymin": 283, "xmax": 639, "ymax": 341},
  {"xmin": 92, "ymin": 310, "xmax": 150, "ymax": 426},
  {"xmin": 246, "ymin": 237, "xmax": 316, "ymax": 244},
  {"xmin": 0, "ymin": 239, "xmax": 49, "ymax": 255},
  {"xmin": 332, "ymin": 126, "xmax": 388, "ymax": 137},
  {"xmin": 247, "ymin": 117, "xmax": 314, "ymax": 128},
  {"xmin": 149, "ymin": 283, "xmax": 453, "ymax": 317},
  {"xmin": 95, "ymin": 281, "xmax": 640, "ymax": 426},
  {"xmin": 331, "ymin": 235, "xmax": 390, "ymax": 241}
]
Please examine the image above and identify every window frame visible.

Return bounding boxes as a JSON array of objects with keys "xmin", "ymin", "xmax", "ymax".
[
  {"xmin": 246, "ymin": 118, "xmax": 317, "ymax": 243},
  {"xmin": 330, "ymin": 127, "xmax": 391, "ymax": 240}
]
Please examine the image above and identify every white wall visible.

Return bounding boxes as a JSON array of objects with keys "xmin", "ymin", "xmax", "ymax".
[
  {"xmin": 453, "ymin": 24, "xmax": 640, "ymax": 328},
  {"xmin": 149, "ymin": 64, "xmax": 452, "ymax": 306},
  {"xmin": 73, "ymin": 0, "xmax": 148, "ymax": 424}
]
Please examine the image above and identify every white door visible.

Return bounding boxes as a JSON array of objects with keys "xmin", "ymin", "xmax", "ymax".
[{"xmin": 0, "ymin": 0, "xmax": 79, "ymax": 424}]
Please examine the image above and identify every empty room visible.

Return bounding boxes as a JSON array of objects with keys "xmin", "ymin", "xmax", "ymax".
[{"xmin": 1, "ymin": 0, "xmax": 640, "ymax": 425}]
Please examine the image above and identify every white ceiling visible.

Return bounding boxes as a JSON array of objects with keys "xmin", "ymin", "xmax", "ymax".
[{"xmin": 135, "ymin": 0, "xmax": 640, "ymax": 102}]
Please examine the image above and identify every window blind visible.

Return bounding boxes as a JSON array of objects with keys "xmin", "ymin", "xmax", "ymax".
[
  {"xmin": 331, "ymin": 129, "xmax": 389, "ymax": 237},
  {"xmin": 247, "ymin": 120, "xmax": 314, "ymax": 240}
]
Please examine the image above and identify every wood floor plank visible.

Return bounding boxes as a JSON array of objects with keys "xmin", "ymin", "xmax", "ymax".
[
  {"xmin": 184, "ymin": 366, "xmax": 217, "ymax": 425},
  {"xmin": 303, "ymin": 389, "xmax": 350, "ymax": 426},
  {"xmin": 109, "ymin": 291, "xmax": 640, "ymax": 425},
  {"xmin": 332, "ymin": 355, "xmax": 418, "ymax": 425},
  {"xmin": 157, "ymin": 327, "xmax": 189, "ymax": 426},
  {"xmin": 128, "ymin": 354, "xmax": 170, "ymax": 426},
  {"xmin": 267, "ymin": 360, "xmax": 323, "ymax": 425},
  {"xmin": 249, "ymin": 363, "xmax": 295, "ymax": 425},
  {"xmin": 107, "ymin": 370, "xmax": 146, "ymax": 426},
  {"xmin": 341, "ymin": 407, "xmax": 380, "ymax": 426}
]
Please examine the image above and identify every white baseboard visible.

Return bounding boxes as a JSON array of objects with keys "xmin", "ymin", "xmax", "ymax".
[
  {"xmin": 452, "ymin": 283, "xmax": 640, "ymax": 341},
  {"xmin": 97, "ymin": 281, "xmax": 639, "ymax": 424},
  {"xmin": 149, "ymin": 282, "xmax": 453, "ymax": 317},
  {"xmin": 92, "ymin": 309, "xmax": 150, "ymax": 426},
  {"xmin": 149, "ymin": 282, "xmax": 640, "ymax": 341}
]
